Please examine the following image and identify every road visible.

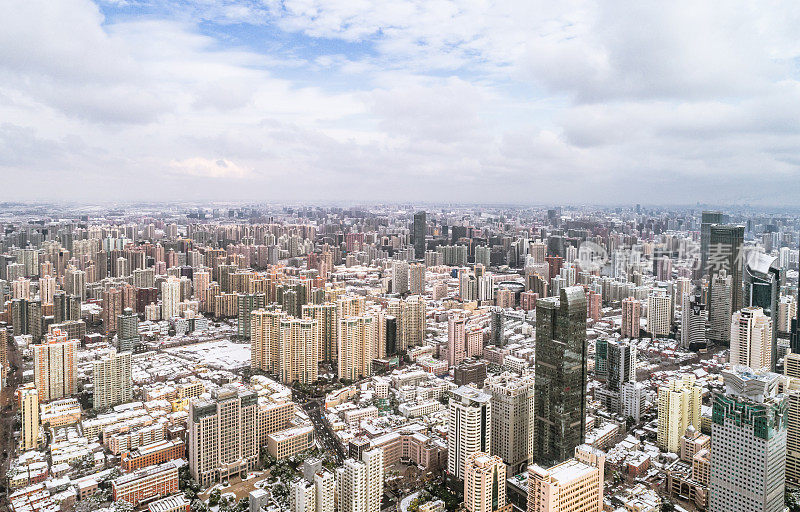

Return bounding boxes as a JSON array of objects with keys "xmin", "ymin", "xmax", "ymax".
[
  {"xmin": 293, "ymin": 391, "xmax": 345, "ymax": 463},
  {"xmin": 0, "ymin": 334, "xmax": 23, "ymax": 493}
]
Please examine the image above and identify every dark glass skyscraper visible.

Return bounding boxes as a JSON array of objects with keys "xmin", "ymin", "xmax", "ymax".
[
  {"xmin": 413, "ymin": 211, "xmax": 426, "ymax": 259},
  {"xmin": 700, "ymin": 210, "xmax": 728, "ymax": 275},
  {"xmin": 534, "ymin": 286, "xmax": 588, "ymax": 467},
  {"xmin": 744, "ymin": 253, "xmax": 780, "ymax": 371},
  {"xmin": 707, "ymin": 224, "xmax": 744, "ymax": 314}
]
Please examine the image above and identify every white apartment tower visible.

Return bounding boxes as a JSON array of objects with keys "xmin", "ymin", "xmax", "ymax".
[
  {"xmin": 92, "ymin": 348, "xmax": 132, "ymax": 409},
  {"xmin": 448, "ymin": 386, "xmax": 492, "ymax": 480},
  {"xmin": 730, "ymin": 306, "xmax": 773, "ymax": 370}
]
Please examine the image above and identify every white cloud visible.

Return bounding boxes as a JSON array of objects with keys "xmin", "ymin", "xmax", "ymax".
[
  {"xmin": 0, "ymin": 0, "xmax": 799, "ymax": 205},
  {"xmin": 170, "ymin": 157, "xmax": 253, "ymax": 178}
]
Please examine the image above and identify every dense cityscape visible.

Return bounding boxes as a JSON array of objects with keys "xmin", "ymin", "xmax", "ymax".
[{"xmin": 0, "ymin": 203, "xmax": 797, "ymax": 512}]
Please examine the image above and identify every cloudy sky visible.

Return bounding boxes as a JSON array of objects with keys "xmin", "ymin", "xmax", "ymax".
[{"xmin": 2, "ymin": 1, "xmax": 800, "ymax": 205}]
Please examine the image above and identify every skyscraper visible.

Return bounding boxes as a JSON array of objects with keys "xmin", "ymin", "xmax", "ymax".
[
  {"xmin": 709, "ymin": 367, "xmax": 786, "ymax": 512},
  {"xmin": 700, "ymin": 211, "xmax": 727, "ymax": 275},
  {"xmin": 485, "ymin": 372, "xmax": 534, "ymax": 475},
  {"xmin": 448, "ymin": 312, "xmax": 467, "ymax": 367},
  {"xmin": 709, "ymin": 270, "xmax": 733, "ymax": 344},
  {"xmin": 743, "ymin": 253, "xmax": 780, "ymax": 371},
  {"xmin": 647, "ymin": 291, "xmax": 672, "ymax": 337},
  {"xmin": 161, "ymin": 276, "xmax": 181, "ymax": 320},
  {"xmin": 117, "ymin": 307, "xmax": 140, "ymax": 352},
  {"xmin": 392, "ymin": 260, "xmax": 410, "ymax": 295},
  {"xmin": 303, "ymin": 303, "xmax": 337, "ymax": 362},
  {"xmin": 278, "ymin": 317, "xmax": 319, "ymax": 385},
  {"xmin": 338, "ymin": 315, "xmax": 377, "ymax": 381},
  {"xmin": 707, "ymin": 224, "xmax": 744, "ymax": 313},
  {"xmin": 33, "ymin": 329, "xmax": 78, "ymax": 403},
  {"xmin": 681, "ymin": 294, "xmax": 707, "ymax": 350},
  {"xmin": 730, "ymin": 306, "xmax": 772, "ymax": 371},
  {"xmin": 17, "ymin": 383, "xmax": 39, "ymax": 451},
  {"xmin": 336, "ymin": 447, "xmax": 384, "ymax": 512},
  {"xmin": 463, "ymin": 452, "xmax": 508, "ymax": 512},
  {"xmin": 657, "ymin": 374, "xmax": 701, "ymax": 453},
  {"xmin": 92, "ymin": 348, "xmax": 132, "ymax": 409},
  {"xmin": 621, "ymin": 297, "xmax": 641, "ymax": 338},
  {"xmin": 188, "ymin": 387, "xmax": 259, "ymax": 487},
  {"xmin": 237, "ymin": 293, "xmax": 267, "ymax": 338},
  {"xmin": 534, "ymin": 286, "xmax": 588, "ymax": 467},
  {"xmin": 449, "ymin": 385, "xmax": 492, "ymax": 480},
  {"xmin": 413, "ymin": 211, "xmax": 426, "ymax": 259}
]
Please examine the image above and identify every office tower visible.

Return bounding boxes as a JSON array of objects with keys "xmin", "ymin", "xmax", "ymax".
[
  {"xmin": 485, "ymin": 372, "xmax": 535, "ymax": 475},
  {"xmin": 463, "ymin": 452, "xmax": 507, "ymax": 512},
  {"xmin": 393, "ymin": 260, "xmax": 410, "ymax": 295},
  {"xmin": 490, "ymin": 307, "xmax": 505, "ymax": 347},
  {"xmin": 700, "ymin": 211, "xmax": 727, "ymax": 275},
  {"xmin": 161, "ymin": 276, "xmax": 181, "ymax": 320},
  {"xmin": 621, "ymin": 297, "xmax": 641, "ymax": 338},
  {"xmin": 707, "ymin": 224, "xmax": 744, "ymax": 312},
  {"xmin": 681, "ymin": 294, "xmax": 708, "ymax": 350},
  {"xmin": 448, "ymin": 312, "xmax": 467, "ymax": 367},
  {"xmin": 448, "ymin": 386, "xmax": 492, "ymax": 480},
  {"xmin": 17, "ymin": 384, "xmax": 39, "ymax": 451},
  {"xmin": 594, "ymin": 338, "xmax": 608, "ymax": 380},
  {"xmin": 102, "ymin": 287, "xmax": 123, "ymax": 333},
  {"xmin": 534, "ymin": 286, "xmax": 587, "ymax": 467},
  {"xmin": 117, "ymin": 307, "xmax": 140, "ymax": 352},
  {"xmin": 39, "ymin": 275, "xmax": 56, "ymax": 305},
  {"xmin": 527, "ymin": 445, "xmax": 605, "ymax": 512},
  {"xmin": 33, "ymin": 329, "xmax": 78, "ymax": 403},
  {"xmin": 338, "ymin": 316, "xmax": 377, "ymax": 381},
  {"xmin": 188, "ymin": 387, "xmax": 259, "ymax": 487},
  {"xmin": 647, "ymin": 291, "xmax": 672, "ymax": 337},
  {"xmin": 279, "ymin": 317, "xmax": 319, "ymax": 384},
  {"xmin": 657, "ymin": 374, "xmax": 702, "ymax": 453},
  {"xmin": 730, "ymin": 307, "xmax": 772, "ymax": 371},
  {"xmin": 778, "ymin": 296, "xmax": 797, "ymax": 334},
  {"xmin": 596, "ymin": 339, "xmax": 638, "ymax": 416},
  {"xmin": 93, "ymin": 348, "xmax": 132, "ymax": 409},
  {"xmin": 744, "ymin": 253, "xmax": 780, "ymax": 371},
  {"xmin": 709, "ymin": 368, "xmax": 787, "ymax": 512},
  {"xmin": 303, "ymin": 303, "xmax": 338, "ymax": 362},
  {"xmin": 336, "ymin": 448, "xmax": 384, "ymax": 512},
  {"xmin": 709, "ymin": 270, "xmax": 733, "ymax": 344},
  {"xmin": 413, "ymin": 211, "xmax": 426, "ymax": 259},
  {"xmin": 237, "ymin": 293, "xmax": 266, "ymax": 338},
  {"xmin": 409, "ymin": 263, "xmax": 425, "ymax": 295},
  {"xmin": 607, "ymin": 339, "xmax": 636, "ymax": 392}
]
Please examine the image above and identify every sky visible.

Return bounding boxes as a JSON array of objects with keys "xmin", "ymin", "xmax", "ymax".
[{"xmin": 1, "ymin": 0, "xmax": 800, "ymax": 206}]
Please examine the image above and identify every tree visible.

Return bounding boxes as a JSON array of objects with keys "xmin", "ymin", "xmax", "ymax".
[
  {"xmin": 787, "ymin": 490, "xmax": 800, "ymax": 512},
  {"xmin": 208, "ymin": 489, "xmax": 221, "ymax": 506},
  {"xmin": 113, "ymin": 500, "xmax": 134, "ymax": 512}
]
